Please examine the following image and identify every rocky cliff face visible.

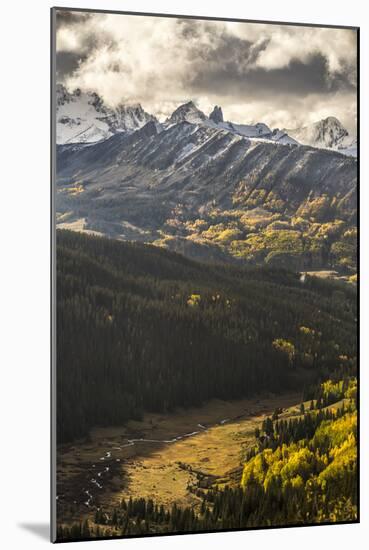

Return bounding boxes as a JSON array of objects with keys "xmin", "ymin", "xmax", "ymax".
[{"xmin": 209, "ymin": 106, "xmax": 224, "ymax": 124}]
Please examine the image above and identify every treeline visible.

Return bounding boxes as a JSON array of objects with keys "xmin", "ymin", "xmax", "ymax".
[
  {"xmin": 56, "ymin": 230, "xmax": 357, "ymax": 442},
  {"xmin": 303, "ymin": 377, "xmax": 357, "ymax": 407},
  {"xmin": 57, "ymin": 497, "xmax": 202, "ymax": 540},
  {"xmin": 58, "ymin": 396, "xmax": 357, "ymax": 540},
  {"xmin": 249, "ymin": 404, "xmax": 350, "ymax": 461},
  {"xmin": 247, "ymin": 377, "xmax": 357, "ymax": 457}
]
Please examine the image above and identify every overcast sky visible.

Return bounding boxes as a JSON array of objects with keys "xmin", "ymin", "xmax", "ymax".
[{"xmin": 55, "ymin": 10, "xmax": 357, "ymax": 133}]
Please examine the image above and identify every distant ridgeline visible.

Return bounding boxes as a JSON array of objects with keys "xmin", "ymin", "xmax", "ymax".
[{"xmin": 56, "ymin": 230, "xmax": 357, "ymax": 443}]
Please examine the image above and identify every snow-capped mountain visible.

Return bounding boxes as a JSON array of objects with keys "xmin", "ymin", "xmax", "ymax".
[
  {"xmin": 220, "ymin": 121, "xmax": 297, "ymax": 145},
  {"xmin": 56, "ymin": 116, "xmax": 356, "ymax": 254},
  {"xmin": 55, "ymin": 85, "xmax": 299, "ymax": 148},
  {"xmin": 56, "ymin": 84, "xmax": 157, "ymax": 144},
  {"xmin": 55, "ymin": 86, "xmax": 355, "ymax": 156},
  {"xmin": 54, "ymin": 89, "xmax": 357, "ymax": 271},
  {"xmin": 287, "ymin": 117, "xmax": 357, "ymax": 157},
  {"xmin": 211, "ymin": 109, "xmax": 298, "ymax": 145},
  {"xmin": 164, "ymin": 102, "xmax": 298, "ymax": 145},
  {"xmin": 165, "ymin": 101, "xmax": 207, "ymax": 125}
]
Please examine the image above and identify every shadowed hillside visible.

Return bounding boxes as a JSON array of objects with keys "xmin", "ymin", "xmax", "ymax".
[{"xmin": 56, "ymin": 230, "xmax": 356, "ymax": 443}]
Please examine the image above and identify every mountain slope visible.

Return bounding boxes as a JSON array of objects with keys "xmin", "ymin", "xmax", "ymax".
[
  {"xmin": 56, "ymin": 119, "xmax": 357, "ymax": 272},
  {"xmin": 56, "ymin": 84, "xmax": 156, "ymax": 144},
  {"xmin": 288, "ymin": 117, "xmax": 357, "ymax": 157},
  {"xmin": 166, "ymin": 101, "xmax": 207, "ymax": 125},
  {"xmin": 57, "ymin": 229, "xmax": 357, "ymax": 442}
]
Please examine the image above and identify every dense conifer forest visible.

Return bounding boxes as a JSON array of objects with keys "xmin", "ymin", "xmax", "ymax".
[{"xmin": 56, "ymin": 230, "xmax": 356, "ymax": 443}]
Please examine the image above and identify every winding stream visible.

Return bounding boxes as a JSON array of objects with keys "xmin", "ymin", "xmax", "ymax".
[{"xmin": 59, "ymin": 415, "xmax": 236, "ymax": 508}]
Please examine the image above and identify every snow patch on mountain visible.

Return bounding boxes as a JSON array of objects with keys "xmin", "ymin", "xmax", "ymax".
[
  {"xmin": 55, "ymin": 86, "xmax": 355, "ymax": 157},
  {"xmin": 166, "ymin": 101, "xmax": 207, "ymax": 126},
  {"xmin": 287, "ymin": 117, "xmax": 356, "ymax": 157},
  {"xmin": 56, "ymin": 84, "xmax": 157, "ymax": 144},
  {"xmin": 337, "ymin": 138, "xmax": 357, "ymax": 157},
  {"xmin": 205, "ymin": 106, "xmax": 298, "ymax": 145},
  {"xmin": 164, "ymin": 101, "xmax": 298, "ymax": 146}
]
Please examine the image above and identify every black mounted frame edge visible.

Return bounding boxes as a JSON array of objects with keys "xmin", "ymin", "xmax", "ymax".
[
  {"xmin": 52, "ymin": 5, "xmax": 359, "ymax": 30},
  {"xmin": 50, "ymin": 6, "xmax": 360, "ymax": 543},
  {"xmin": 51, "ymin": 6, "xmax": 57, "ymax": 544}
]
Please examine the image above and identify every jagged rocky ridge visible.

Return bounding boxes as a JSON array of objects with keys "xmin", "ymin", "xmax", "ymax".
[
  {"xmin": 162, "ymin": 101, "xmax": 298, "ymax": 145},
  {"xmin": 56, "ymin": 116, "xmax": 357, "ymax": 271},
  {"xmin": 56, "ymin": 85, "xmax": 356, "ymax": 156},
  {"xmin": 56, "ymin": 84, "xmax": 157, "ymax": 144},
  {"xmin": 56, "ymin": 87, "xmax": 299, "ymax": 147}
]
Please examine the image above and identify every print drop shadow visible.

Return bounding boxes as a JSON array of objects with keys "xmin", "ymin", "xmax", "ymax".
[{"xmin": 18, "ymin": 523, "xmax": 49, "ymax": 541}]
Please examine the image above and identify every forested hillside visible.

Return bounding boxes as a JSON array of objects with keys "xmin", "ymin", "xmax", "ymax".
[
  {"xmin": 57, "ymin": 377, "xmax": 357, "ymax": 540},
  {"xmin": 56, "ymin": 230, "xmax": 356, "ymax": 443}
]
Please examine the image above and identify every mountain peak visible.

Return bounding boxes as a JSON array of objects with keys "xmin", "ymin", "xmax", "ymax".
[
  {"xmin": 287, "ymin": 116, "xmax": 354, "ymax": 154},
  {"xmin": 321, "ymin": 116, "xmax": 341, "ymax": 125},
  {"xmin": 56, "ymin": 83, "xmax": 156, "ymax": 144},
  {"xmin": 312, "ymin": 117, "xmax": 349, "ymax": 148},
  {"xmin": 112, "ymin": 103, "xmax": 157, "ymax": 132},
  {"xmin": 315, "ymin": 116, "xmax": 347, "ymax": 134},
  {"xmin": 209, "ymin": 105, "xmax": 223, "ymax": 124},
  {"xmin": 167, "ymin": 101, "xmax": 207, "ymax": 124}
]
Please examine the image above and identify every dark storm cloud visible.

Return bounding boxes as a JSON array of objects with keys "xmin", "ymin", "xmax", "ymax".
[
  {"xmin": 190, "ymin": 52, "xmax": 355, "ymax": 99},
  {"xmin": 56, "ymin": 9, "xmax": 117, "ymax": 60},
  {"xmin": 56, "ymin": 51, "xmax": 87, "ymax": 81},
  {"xmin": 197, "ymin": 35, "xmax": 269, "ymax": 73},
  {"xmin": 176, "ymin": 19, "xmax": 270, "ymax": 70},
  {"xmin": 56, "ymin": 12, "xmax": 357, "ymax": 131},
  {"xmin": 55, "ymin": 10, "xmax": 93, "ymax": 30},
  {"xmin": 172, "ymin": 19, "xmax": 356, "ymax": 100}
]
